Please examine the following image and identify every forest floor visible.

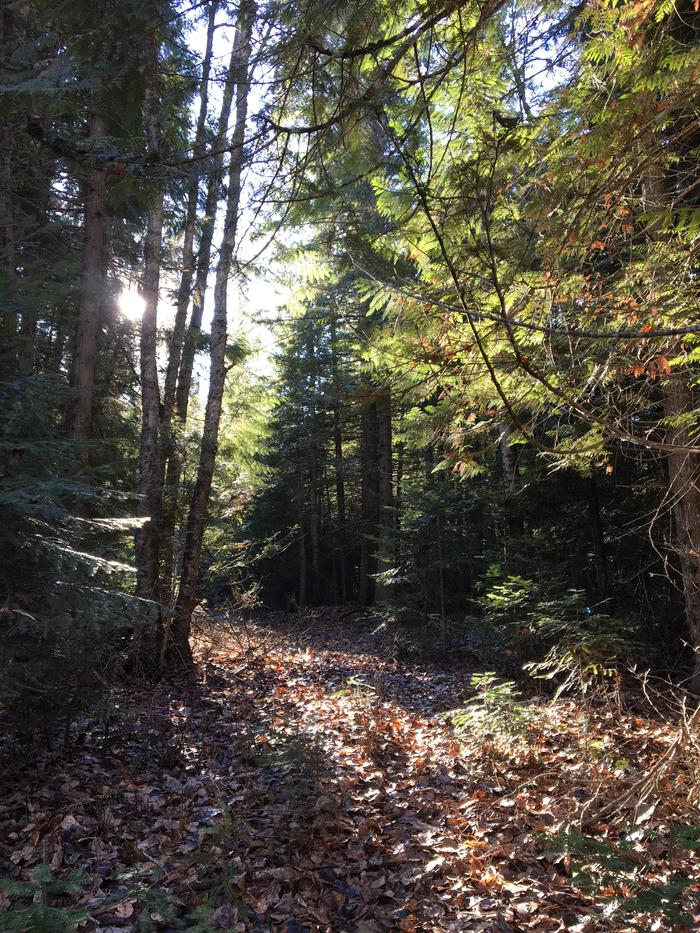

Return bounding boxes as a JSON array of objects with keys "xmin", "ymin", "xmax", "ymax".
[{"xmin": 1, "ymin": 608, "xmax": 699, "ymax": 932}]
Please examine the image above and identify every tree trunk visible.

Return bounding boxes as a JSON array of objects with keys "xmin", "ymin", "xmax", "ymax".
[
  {"xmin": 161, "ymin": 0, "xmax": 216, "ymax": 421},
  {"xmin": 18, "ymin": 163, "xmax": 53, "ymax": 376},
  {"xmin": 663, "ymin": 377, "xmax": 700, "ymax": 693},
  {"xmin": 159, "ymin": 2, "xmax": 217, "ymax": 603},
  {"xmin": 641, "ymin": 120, "xmax": 700, "ymax": 691},
  {"xmin": 394, "ymin": 437, "xmax": 404, "ymax": 566},
  {"xmin": 359, "ymin": 393, "xmax": 379, "ymax": 605},
  {"xmin": 297, "ymin": 469, "xmax": 308, "ymax": 607},
  {"xmin": 68, "ymin": 110, "xmax": 107, "ymax": 467},
  {"xmin": 0, "ymin": 4, "xmax": 26, "ymax": 373},
  {"xmin": 0, "ymin": 122, "xmax": 15, "ymax": 368},
  {"xmin": 168, "ymin": 0, "xmax": 256, "ymax": 667},
  {"xmin": 330, "ymin": 315, "xmax": 347, "ymax": 600},
  {"xmin": 134, "ymin": 194, "xmax": 164, "ymax": 604},
  {"xmin": 159, "ymin": 21, "xmax": 241, "ymax": 605},
  {"xmin": 135, "ymin": 49, "xmax": 165, "ymax": 611},
  {"xmin": 175, "ymin": 28, "xmax": 241, "ymax": 422},
  {"xmin": 374, "ymin": 387, "xmax": 393, "ymax": 603}
]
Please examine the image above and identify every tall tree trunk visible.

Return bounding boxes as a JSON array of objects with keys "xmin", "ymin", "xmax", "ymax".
[
  {"xmin": 18, "ymin": 163, "xmax": 53, "ymax": 376},
  {"xmin": 663, "ymin": 378, "xmax": 700, "ymax": 693},
  {"xmin": 374, "ymin": 387, "xmax": 393, "ymax": 603},
  {"xmin": 394, "ymin": 436, "xmax": 404, "ymax": 560},
  {"xmin": 359, "ymin": 393, "xmax": 379, "ymax": 605},
  {"xmin": 306, "ymin": 328, "xmax": 322, "ymax": 602},
  {"xmin": 161, "ymin": 0, "xmax": 216, "ymax": 421},
  {"xmin": 135, "ymin": 53, "xmax": 165, "ymax": 611},
  {"xmin": 642, "ymin": 123, "xmax": 700, "ymax": 691},
  {"xmin": 168, "ymin": 0, "xmax": 256, "ymax": 666},
  {"xmin": 297, "ymin": 469, "xmax": 308, "ymax": 607},
  {"xmin": 68, "ymin": 110, "xmax": 107, "ymax": 467},
  {"xmin": 160, "ymin": 24, "xmax": 241, "ymax": 603},
  {"xmin": 134, "ymin": 195, "xmax": 164, "ymax": 604},
  {"xmin": 175, "ymin": 29, "xmax": 241, "ymax": 422},
  {"xmin": 330, "ymin": 315, "xmax": 347, "ymax": 600},
  {"xmin": 159, "ymin": 2, "xmax": 217, "ymax": 603},
  {"xmin": 0, "ymin": 4, "xmax": 26, "ymax": 374}
]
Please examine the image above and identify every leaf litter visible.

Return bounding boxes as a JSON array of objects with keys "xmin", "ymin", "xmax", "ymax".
[{"xmin": 1, "ymin": 608, "xmax": 698, "ymax": 931}]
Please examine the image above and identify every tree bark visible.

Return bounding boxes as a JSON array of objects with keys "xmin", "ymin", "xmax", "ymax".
[
  {"xmin": 135, "ymin": 52, "xmax": 165, "ymax": 609},
  {"xmin": 168, "ymin": 0, "xmax": 256, "ymax": 667},
  {"xmin": 641, "ymin": 118, "xmax": 700, "ymax": 691},
  {"xmin": 18, "ymin": 163, "xmax": 53, "ymax": 376},
  {"xmin": 68, "ymin": 110, "xmax": 107, "ymax": 467},
  {"xmin": 0, "ymin": 4, "xmax": 26, "ymax": 372},
  {"xmin": 329, "ymin": 314, "xmax": 347, "ymax": 600},
  {"xmin": 161, "ymin": 0, "xmax": 217, "ymax": 422},
  {"xmin": 374, "ymin": 387, "xmax": 393, "ymax": 603},
  {"xmin": 0, "ymin": 123, "xmax": 15, "ymax": 365},
  {"xmin": 159, "ymin": 2, "xmax": 217, "ymax": 603},
  {"xmin": 663, "ymin": 377, "xmax": 700, "ymax": 693},
  {"xmin": 297, "ymin": 469, "xmax": 308, "ymax": 608},
  {"xmin": 359, "ymin": 392, "xmax": 379, "ymax": 605},
  {"xmin": 159, "ymin": 20, "xmax": 242, "ymax": 604},
  {"xmin": 175, "ymin": 28, "xmax": 241, "ymax": 422}
]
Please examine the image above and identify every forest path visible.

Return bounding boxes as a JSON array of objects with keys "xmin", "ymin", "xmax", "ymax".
[
  {"xmin": 183, "ymin": 607, "xmax": 582, "ymax": 932},
  {"xmin": 2, "ymin": 609, "xmax": 664, "ymax": 931}
]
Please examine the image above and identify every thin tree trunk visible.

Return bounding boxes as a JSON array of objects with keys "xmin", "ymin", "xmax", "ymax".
[
  {"xmin": 168, "ymin": 0, "xmax": 256, "ymax": 666},
  {"xmin": 134, "ymin": 195, "xmax": 164, "ymax": 603},
  {"xmin": 161, "ymin": 0, "xmax": 217, "ymax": 421},
  {"xmin": 297, "ymin": 470, "xmax": 307, "ymax": 607},
  {"xmin": 374, "ymin": 387, "xmax": 393, "ymax": 602},
  {"xmin": 0, "ymin": 123, "xmax": 15, "ymax": 364},
  {"xmin": 18, "ymin": 164, "xmax": 53, "ymax": 376},
  {"xmin": 330, "ymin": 316, "xmax": 347, "ymax": 600},
  {"xmin": 159, "ymin": 2, "xmax": 217, "ymax": 603},
  {"xmin": 135, "ymin": 52, "xmax": 165, "ymax": 611},
  {"xmin": 395, "ymin": 438, "xmax": 404, "ymax": 541},
  {"xmin": 306, "ymin": 328, "xmax": 321, "ymax": 602},
  {"xmin": 175, "ymin": 30, "xmax": 241, "ymax": 422},
  {"xmin": 160, "ymin": 22, "xmax": 242, "ymax": 604},
  {"xmin": 359, "ymin": 394, "xmax": 379, "ymax": 605},
  {"xmin": 0, "ymin": 5, "xmax": 26, "ymax": 371},
  {"xmin": 68, "ymin": 110, "xmax": 107, "ymax": 467}
]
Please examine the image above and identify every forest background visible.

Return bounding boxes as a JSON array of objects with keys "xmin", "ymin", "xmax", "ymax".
[{"xmin": 2, "ymin": 0, "xmax": 700, "ymax": 927}]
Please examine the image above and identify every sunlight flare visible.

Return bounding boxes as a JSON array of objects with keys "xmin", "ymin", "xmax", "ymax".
[{"xmin": 118, "ymin": 287, "xmax": 146, "ymax": 322}]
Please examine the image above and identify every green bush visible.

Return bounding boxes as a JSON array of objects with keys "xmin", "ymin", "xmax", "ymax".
[
  {"xmin": 0, "ymin": 380, "xmax": 137, "ymax": 735},
  {"xmin": 445, "ymin": 672, "xmax": 529, "ymax": 746},
  {"xmin": 478, "ymin": 571, "xmax": 639, "ymax": 695},
  {"xmin": 543, "ymin": 827, "xmax": 700, "ymax": 928},
  {"xmin": 0, "ymin": 865, "xmax": 91, "ymax": 931}
]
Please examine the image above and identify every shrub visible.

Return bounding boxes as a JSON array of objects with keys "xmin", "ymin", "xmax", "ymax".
[{"xmin": 478, "ymin": 571, "xmax": 639, "ymax": 696}]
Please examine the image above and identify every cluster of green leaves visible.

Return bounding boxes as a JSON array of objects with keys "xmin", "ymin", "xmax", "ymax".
[
  {"xmin": 0, "ymin": 865, "xmax": 90, "ymax": 932},
  {"xmin": 477, "ymin": 569, "xmax": 640, "ymax": 695},
  {"xmin": 0, "ymin": 377, "xmax": 141, "ymax": 732},
  {"xmin": 544, "ymin": 826, "xmax": 700, "ymax": 928},
  {"xmin": 445, "ymin": 672, "xmax": 529, "ymax": 747}
]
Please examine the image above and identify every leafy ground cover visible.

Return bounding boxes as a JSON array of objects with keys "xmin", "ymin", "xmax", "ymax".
[{"xmin": 1, "ymin": 610, "xmax": 699, "ymax": 931}]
